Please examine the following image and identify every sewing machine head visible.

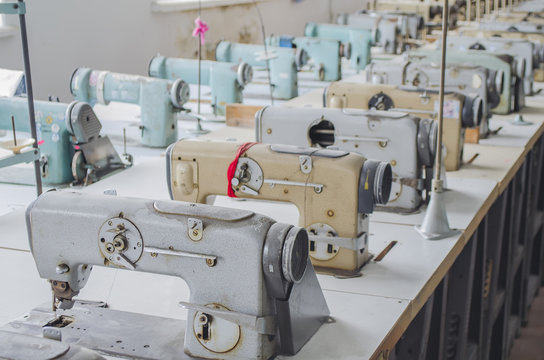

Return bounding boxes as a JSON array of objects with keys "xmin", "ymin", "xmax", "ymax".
[
  {"xmin": 255, "ymin": 106, "xmax": 436, "ymax": 212},
  {"xmin": 148, "ymin": 55, "xmax": 253, "ymax": 115},
  {"xmin": 26, "ymin": 190, "xmax": 329, "ymax": 359},
  {"xmin": 336, "ymin": 11, "xmax": 402, "ymax": 54},
  {"xmin": 266, "ymin": 35, "xmax": 347, "ymax": 81},
  {"xmin": 379, "ymin": 11, "xmax": 425, "ymax": 40},
  {"xmin": 458, "ymin": 29, "xmax": 544, "ymax": 75},
  {"xmin": 478, "ymin": 21, "xmax": 544, "ymax": 33},
  {"xmin": 0, "ymin": 96, "xmax": 127, "ymax": 184},
  {"xmin": 215, "ymin": 41, "xmax": 306, "ymax": 99},
  {"xmin": 167, "ymin": 139, "xmax": 392, "ymax": 276},
  {"xmin": 439, "ymin": 35, "xmax": 535, "ymax": 96},
  {"xmin": 373, "ymin": 1, "xmax": 459, "ymax": 28},
  {"xmin": 304, "ymin": 23, "xmax": 373, "ymax": 70},
  {"xmin": 365, "ymin": 60, "xmax": 499, "ymax": 137},
  {"xmin": 71, "ymin": 67, "xmax": 189, "ymax": 147},
  {"xmin": 406, "ymin": 50, "xmax": 520, "ymax": 114},
  {"xmin": 324, "ymin": 82, "xmax": 482, "ymax": 171}
]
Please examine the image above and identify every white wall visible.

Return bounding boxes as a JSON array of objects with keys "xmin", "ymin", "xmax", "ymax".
[{"xmin": 0, "ymin": 0, "xmax": 367, "ymax": 100}]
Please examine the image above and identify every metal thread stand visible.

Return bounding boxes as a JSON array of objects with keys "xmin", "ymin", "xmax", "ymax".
[
  {"xmin": 0, "ymin": 0, "xmax": 42, "ymax": 196},
  {"xmin": 190, "ymin": 0, "xmax": 209, "ymax": 135}
]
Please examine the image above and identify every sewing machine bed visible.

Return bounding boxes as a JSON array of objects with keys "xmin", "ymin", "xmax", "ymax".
[{"xmin": 1, "ymin": 303, "xmax": 187, "ymax": 359}]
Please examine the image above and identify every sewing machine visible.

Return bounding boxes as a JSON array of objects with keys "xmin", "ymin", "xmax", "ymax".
[
  {"xmin": 372, "ymin": 1, "xmax": 459, "ymax": 28},
  {"xmin": 407, "ymin": 50, "xmax": 522, "ymax": 114},
  {"xmin": 148, "ymin": 56, "xmax": 252, "ymax": 115},
  {"xmin": 439, "ymin": 36, "xmax": 535, "ymax": 96},
  {"xmin": 366, "ymin": 59, "xmax": 500, "ymax": 136},
  {"xmin": 458, "ymin": 29, "xmax": 544, "ymax": 81},
  {"xmin": 215, "ymin": 41, "xmax": 306, "ymax": 100},
  {"xmin": 255, "ymin": 106, "xmax": 436, "ymax": 213},
  {"xmin": 0, "ymin": 96, "xmax": 128, "ymax": 184},
  {"xmin": 265, "ymin": 36, "xmax": 348, "ymax": 81},
  {"xmin": 324, "ymin": 82, "xmax": 483, "ymax": 171},
  {"xmin": 71, "ymin": 67, "xmax": 189, "ymax": 147},
  {"xmin": 494, "ymin": 13, "xmax": 544, "ymax": 25},
  {"xmin": 478, "ymin": 21, "xmax": 544, "ymax": 33},
  {"xmin": 167, "ymin": 139, "xmax": 392, "ymax": 276},
  {"xmin": 336, "ymin": 11, "xmax": 401, "ymax": 54},
  {"xmin": 304, "ymin": 23, "xmax": 373, "ymax": 71},
  {"xmin": 18, "ymin": 190, "xmax": 329, "ymax": 359},
  {"xmin": 380, "ymin": 11, "xmax": 424, "ymax": 40}
]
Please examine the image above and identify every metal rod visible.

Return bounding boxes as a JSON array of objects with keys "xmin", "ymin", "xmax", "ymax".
[
  {"xmin": 18, "ymin": 0, "xmax": 42, "ymax": 196},
  {"xmin": 476, "ymin": 0, "xmax": 481, "ymax": 21},
  {"xmin": 123, "ymin": 128, "xmax": 127, "ymax": 154},
  {"xmin": 197, "ymin": 0, "xmax": 201, "ymax": 116},
  {"xmin": 467, "ymin": 0, "xmax": 472, "ymax": 23},
  {"xmin": 435, "ymin": 0, "xmax": 449, "ymax": 182},
  {"xmin": 253, "ymin": 0, "xmax": 274, "ymax": 105},
  {"xmin": 11, "ymin": 116, "xmax": 17, "ymax": 146}
]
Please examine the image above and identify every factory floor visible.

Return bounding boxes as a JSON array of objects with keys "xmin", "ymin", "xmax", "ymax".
[{"xmin": 510, "ymin": 286, "xmax": 544, "ymax": 360}]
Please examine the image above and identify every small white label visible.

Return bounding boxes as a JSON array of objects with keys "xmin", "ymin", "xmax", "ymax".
[{"xmin": 434, "ymin": 100, "xmax": 460, "ymax": 119}]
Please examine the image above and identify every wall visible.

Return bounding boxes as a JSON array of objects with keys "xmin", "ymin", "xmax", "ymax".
[{"xmin": 0, "ymin": 0, "xmax": 367, "ymax": 100}]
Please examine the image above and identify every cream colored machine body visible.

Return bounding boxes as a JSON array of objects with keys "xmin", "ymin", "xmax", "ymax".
[
  {"xmin": 365, "ymin": 60, "xmax": 496, "ymax": 136},
  {"xmin": 324, "ymin": 82, "xmax": 483, "ymax": 171},
  {"xmin": 167, "ymin": 140, "xmax": 392, "ymax": 275}
]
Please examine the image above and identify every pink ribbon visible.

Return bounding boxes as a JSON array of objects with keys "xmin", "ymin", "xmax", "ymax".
[{"xmin": 192, "ymin": 17, "xmax": 209, "ymax": 45}]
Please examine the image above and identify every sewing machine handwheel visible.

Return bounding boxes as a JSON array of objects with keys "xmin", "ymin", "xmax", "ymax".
[
  {"xmin": 282, "ymin": 227, "xmax": 309, "ymax": 284},
  {"xmin": 171, "ymin": 79, "xmax": 190, "ymax": 108},
  {"xmin": 72, "ymin": 151, "xmax": 87, "ymax": 182},
  {"xmin": 237, "ymin": 62, "xmax": 253, "ymax": 86},
  {"xmin": 368, "ymin": 92, "xmax": 394, "ymax": 111},
  {"xmin": 318, "ymin": 65, "xmax": 325, "ymax": 82},
  {"xmin": 263, "ymin": 224, "xmax": 309, "ymax": 299}
]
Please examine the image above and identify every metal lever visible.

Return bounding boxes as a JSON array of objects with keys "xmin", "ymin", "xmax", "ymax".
[
  {"xmin": 264, "ymin": 179, "xmax": 323, "ymax": 193},
  {"xmin": 179, "ymin": 301, "xmax": 276, "ymax": 335},
  {"xmin": 390, "ymin": 108, "xmax": 437, "ymax": 117},
  {"xmin": 116, "ymin": 253, "xmax": 136, "ymax": 271},
  {"xmin": 144, "ymin": 246, "xmax": 217, "ymax": 267},
  {"xmin": 336, "ymin": 135, "xmax": 390, "ymax": 145}
]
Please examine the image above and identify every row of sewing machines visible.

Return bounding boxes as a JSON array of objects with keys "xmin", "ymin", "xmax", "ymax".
[{"xmin": 2, "ymin": 0, "xmax": 544, "ymax": 358}]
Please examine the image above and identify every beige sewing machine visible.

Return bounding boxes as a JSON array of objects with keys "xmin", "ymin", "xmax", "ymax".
[
  {"xmin": 324, "ymin": 82, "xmax": 484, "ymax": 171},
  {"xmin": 167, "ymin": 140, "xmax": 392, "ymax": 276}
]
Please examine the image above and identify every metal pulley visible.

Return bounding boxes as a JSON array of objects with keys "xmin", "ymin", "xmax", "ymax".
[
  {"xmin": 236, "ymin": 62, "xmax": 253, "ymax": 87},
  {"xmin": 368, "ymin": 92, "xmax": 394, "ymax": 111},
  {"xmin": 170, "ymin": 78, "xmax": 190, "ymax": 108},
  {"xmin": 71, "ymin": 150, "xmax": 87, "ymax": 183}
]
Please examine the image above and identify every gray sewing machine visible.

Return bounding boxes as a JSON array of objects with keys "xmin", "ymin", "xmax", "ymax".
[
  {"xmin": 256, "ymin": 107, "xmax": 436, "ymax": 213},
  {"xmin": 438, "ymin": 35, "xmax": 536, "ymax": 96},
  {"xmin": 11, "ymin": 191, "xmax": 329, "ymax": 359},
  {"xmin": 365, "ymin": 59, "xmax": 500, "ymax": 136}
]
